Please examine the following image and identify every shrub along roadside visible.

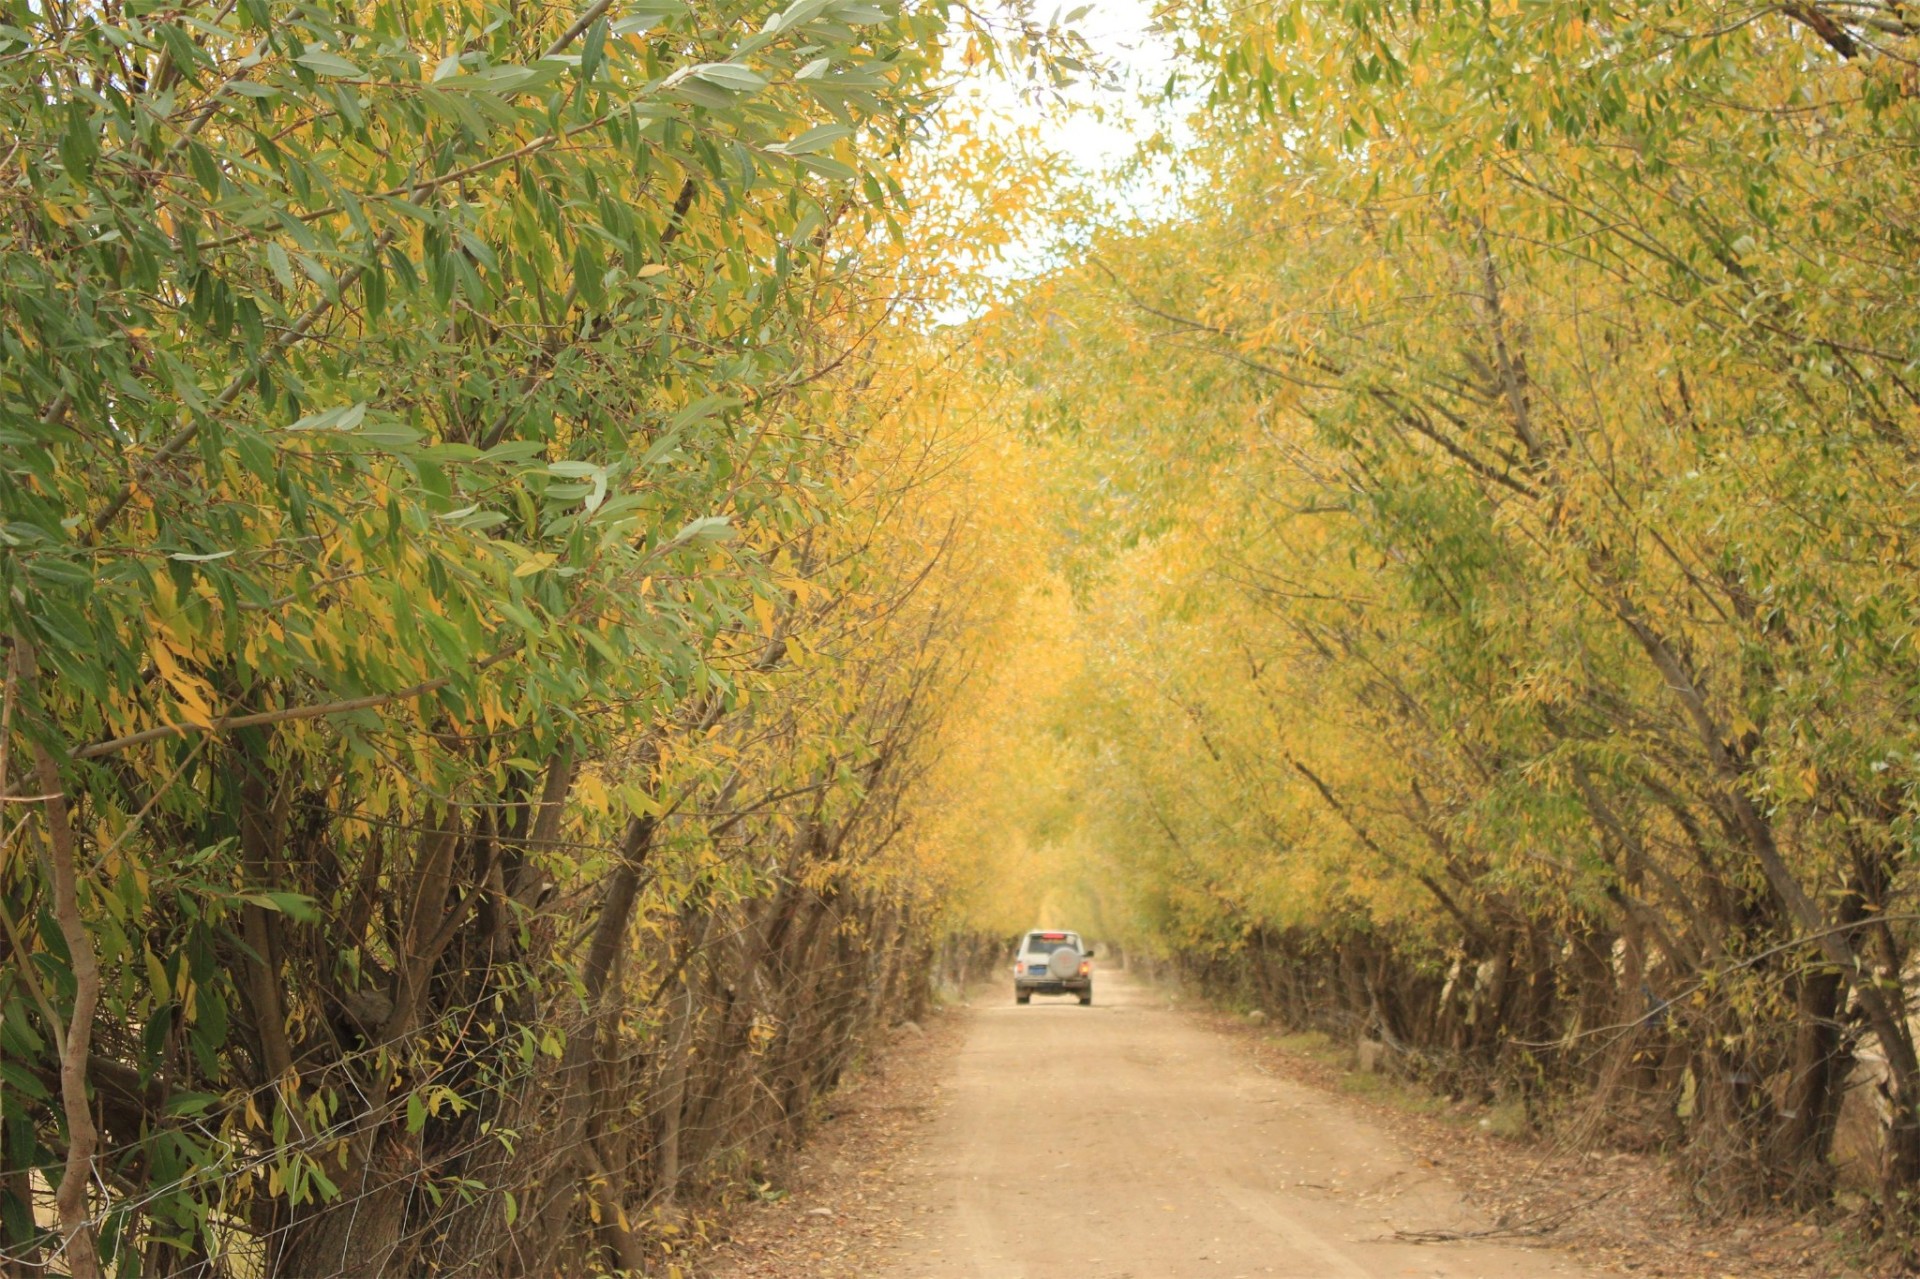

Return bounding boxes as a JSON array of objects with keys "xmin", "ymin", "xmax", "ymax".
[
  {"xmin": 946, "ymin": 0, "xmax": 1920, "ymax": 1249},
  {"xmin": 0, "ymin": 0, "xmax": 1075, "ymax": 1271}
]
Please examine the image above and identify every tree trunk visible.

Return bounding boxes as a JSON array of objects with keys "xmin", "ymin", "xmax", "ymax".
[{"xmin": 24, "ymin": 687, "xmax": 104, "ymax": 1279}]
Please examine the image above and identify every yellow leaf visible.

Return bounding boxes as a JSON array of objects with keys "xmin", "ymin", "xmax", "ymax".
[{"xmin": 152, "ymin": 641, "xmax": 219, "ymax": 728}]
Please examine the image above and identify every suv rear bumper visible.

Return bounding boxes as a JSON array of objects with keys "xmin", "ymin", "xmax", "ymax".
[{"xmin": 1014, "ymin": 978, "xmax": 1090, "ymax": 994}]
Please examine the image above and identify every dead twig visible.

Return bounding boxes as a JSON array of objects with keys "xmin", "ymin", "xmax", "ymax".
[{"xmin": 1380, "ymin": 1187, "xmax": 1618, "ymax": 1245}]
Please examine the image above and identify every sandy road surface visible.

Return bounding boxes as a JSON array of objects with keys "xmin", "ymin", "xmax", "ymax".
[{"xmin": 860, "ymin": 970, "xmax": 1600, "ymax": 1279}]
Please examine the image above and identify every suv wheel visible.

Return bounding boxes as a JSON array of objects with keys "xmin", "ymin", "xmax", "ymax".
[
  {"xmin": 1078, "ymin": 990, "xmax": 1093, "ymax": 1006},
  {"xmin": 1015, "ymin": 990, "xmax": 1030, "ymax": 1004}
]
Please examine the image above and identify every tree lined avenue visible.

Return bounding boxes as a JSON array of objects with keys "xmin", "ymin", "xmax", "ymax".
[{"xmin": 6, "ymin": 0, "xmax": 1920, "ymax": 1272}]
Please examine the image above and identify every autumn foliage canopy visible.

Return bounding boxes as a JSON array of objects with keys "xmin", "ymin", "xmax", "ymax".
[{"xmin": 6, "ymin": 0, "xmax": 1920, "ymax": 1272}]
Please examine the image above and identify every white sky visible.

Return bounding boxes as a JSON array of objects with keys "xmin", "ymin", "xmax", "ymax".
[
  {"xmin": 923, "ymin": 0, "xmax": 1189, "ymax": 312},
  {"xmin": 954, "ymin": 0, "xmax": 1179, "ymax": 167}
]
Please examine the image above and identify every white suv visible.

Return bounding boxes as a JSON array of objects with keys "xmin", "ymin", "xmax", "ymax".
[{"xmin": 1013, "ymin": 930, "xmax": 1093, "ymax": 1005}]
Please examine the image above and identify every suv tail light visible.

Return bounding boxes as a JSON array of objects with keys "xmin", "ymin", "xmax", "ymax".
[
  {"xmin": 1015, "ymin": 961, "xmax": 1026, "ymax": 975},
  {"xmin": 1079, "ymin": 961, "xmax": 1091, "ymax": 976}
]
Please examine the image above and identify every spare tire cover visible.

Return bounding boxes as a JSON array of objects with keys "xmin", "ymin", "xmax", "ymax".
[{"xmin": 1048, "ymin": 946, "xmax": 1082, "ymax": 981}]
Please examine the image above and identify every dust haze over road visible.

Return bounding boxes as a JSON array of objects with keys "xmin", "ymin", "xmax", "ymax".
[{"xmin": 864, "ymin": 969, "xmax": 1598, "ymax": 1279}]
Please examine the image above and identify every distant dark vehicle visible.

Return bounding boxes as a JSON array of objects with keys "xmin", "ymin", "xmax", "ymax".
[{"xmin": 1012, "ymin": 930, "xmax": 1093, "ymax": 1005}]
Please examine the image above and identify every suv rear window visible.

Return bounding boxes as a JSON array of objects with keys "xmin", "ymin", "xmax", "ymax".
[{"xmin": 1025, "ymin": 933, "xmax": 1076, "ymax": 953}]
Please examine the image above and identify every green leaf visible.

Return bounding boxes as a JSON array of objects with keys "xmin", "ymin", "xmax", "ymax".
[
  {"xmin": 668, "ymin": 395, "xmax": 742, "ymax": 429},
  {"xmin": 243, "ymin": 892, "xmax": 320, "ymax": 923},
  {"xmin": 164, "ymin": 1092, "xmax": 221, "ymax": 1117},
  {"xmin": 266, "ymin": 242, "xmax": 297, "ymax": 289},
  {"xmin": 666, "ymin": 515, "xmax": 733, "ymax": 548},
  {"xmin": 0, "ymin": 1061, "xmax": 50, "ymax": 1101},
  {"xmin": 667, "ymin": 78, "xmax": 737, "ymax": 108},
  {"xmin": 441, "ymin": 62, "xmax": 566, "ymax": 93},
  {"xmin": 689, "ymin": 63, "xmax": 768, "ymax": 92},
  {"xmin": 483, "ymin": 440, "xmax": 550, "ymax": 463},
  {"xmin": 612, "ymin": 0, "xmax": 686, "ymax": 34},
  {"xmin": 830, "ymin": 1, "xmax": 894, "ymax": 24},
  {"xmin": 589, "ymin": 494, "xmax": 648, "ymax": 523},
  {"xmin": 800, "ymin": 154, "xmax": 859, "ymax": 182},
  {"xmin": 581, "ymin": 16, "xmax": 608, "ymax": 84},
  {"xmin": 769, "ymin": 0, "xmax": 833, "ymax": 30},
  {"xmin": 294, "ymin": 252, "xmax": 337, "ymax": 297},
  {"xmin": 27, "ymin": 558, "xmax": 92, "ymax": 587},
  {"xmin": 295, "ymin": 50, "xmax": 364, "ymax": 78},
  {"xmin": 770, "ymin": 122, "xmax": 852, "ymax": 155},
  {"xmin": 286, "ymin": 402, "xmax": 368, "ymax": 432}
]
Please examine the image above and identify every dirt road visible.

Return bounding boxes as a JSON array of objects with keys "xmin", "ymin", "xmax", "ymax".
[{"xmin": 855, "ymin": 970, "xmax": 1599, "ymax": 1279}]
